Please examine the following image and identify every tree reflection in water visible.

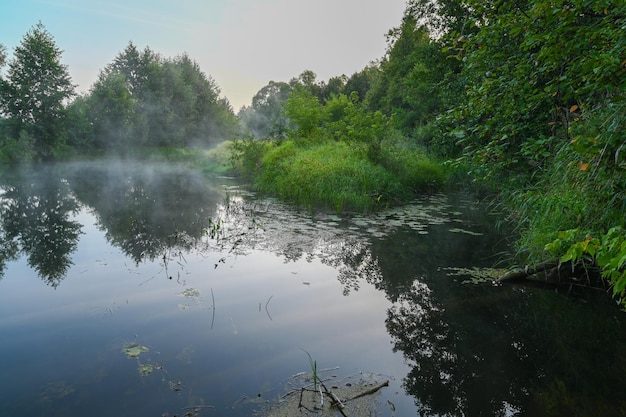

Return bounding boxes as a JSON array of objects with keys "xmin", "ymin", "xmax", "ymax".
[
  {"xmin": 0, "ymin": 168, "xmax": 82, "ymax": 287},
  {"xmin": 385, "ymin": 272, "xmax": 626, "ymax": 416},
  {"xmin": 64, "ymin": 161, "xmax": 224, "ymax": 263}
]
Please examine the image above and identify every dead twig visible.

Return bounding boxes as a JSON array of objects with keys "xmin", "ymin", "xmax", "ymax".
[{"xmin": 347, "ymin": 380, "xmax": 389, "ymax": 401}]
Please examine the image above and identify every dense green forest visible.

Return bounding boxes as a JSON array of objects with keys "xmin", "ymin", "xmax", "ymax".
[{"xmin": 1, "ymin": 0, "xmax": 625, "ymax": 301}]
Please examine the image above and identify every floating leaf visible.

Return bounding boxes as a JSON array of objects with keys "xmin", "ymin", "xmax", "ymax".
[
  {"xmin": 123, "ymin": 343, "xmax": 149, "ymax": 358},
  {"xmin": 179, "ymin": 288, "xmax": 200, "ymax": 298},
  {"xmin": 138, "ymin": 364, "xmax": 154, "ymax": 376}
]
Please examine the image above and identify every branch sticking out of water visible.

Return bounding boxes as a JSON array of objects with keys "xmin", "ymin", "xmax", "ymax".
[
  {"xmin": 210, "ymin": 288, "xmax": 215, "ymax": 330},
  {"xmin": 265, "ymin": 295, "xmax": 273, "ymax": 321}
]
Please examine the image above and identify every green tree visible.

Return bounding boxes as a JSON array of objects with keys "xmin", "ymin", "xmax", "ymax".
[
  {"xmin": 239, "ymin": 80, "xmax": 292, "ymax": 139},
  {"xmin": 290, "ymin": 70, "xmax": 325, "ymax": 101},
  {"xmin": 343, "ymin": 65, "xmax": 380, "ymax": 103},
  {"xmin": 317, "ymin": 75, "xmax": 347, "ymax": 103},
  {"xmin": 1, "ymin": 22, "xmax": 75, "ymax": 159},
  {"xmin": 85, "ymin": 44, "xmax": 237, "ymax": 150},
  {"xmin": 284, "ymin": 87, "xmax": 324, "ymax": 138},
  {"xmin": 87, "ymin": 71, "xmax": 138, "ymax": 150},
  {"xmin": 367, "ymin": 13, "xmax": 459, "ymax": 139},
  {"xmin": 64, "ymin": 95, "xmax": 94, "ymax": 151},
  {"xmin": 442, "ymin": 0, "xmax": 625, "ymax": 181},
  {"xmin": 322, "ymin": 94, "xmax": 392, "ymax": 162}
]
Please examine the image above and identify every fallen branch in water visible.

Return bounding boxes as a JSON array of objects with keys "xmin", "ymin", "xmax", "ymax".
[
  {"xmin": 182, "ymin": 405, "xmax": 215, "ymax": 410},
  {"xmin": 296, "ymin": 379, "xmax": 390, "ymax": 416},
  {"xmin": 347, "ymin": 380, "xmax": 389, "ymax": 401},
  {"xmin": 495, "ymin": 260, "xmax": 558, "ymax": 284}
]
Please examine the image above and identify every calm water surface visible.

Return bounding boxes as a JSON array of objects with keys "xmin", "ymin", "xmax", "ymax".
[{"xmin": 0, "ymin": 161, "xmax": 625, "ymax": 417}]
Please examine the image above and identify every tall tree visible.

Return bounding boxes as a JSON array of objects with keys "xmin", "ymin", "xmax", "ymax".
[
  {"xmin": 1, "ymin": 22, "xmax": 75, "ymax": 159},
  {"xmin": 239, "ymin": 80, "xmax": 292, "ymax": 139},
  {"xmin": 86, "ymin": 44, "xmax": 237, "ymax": 150}
]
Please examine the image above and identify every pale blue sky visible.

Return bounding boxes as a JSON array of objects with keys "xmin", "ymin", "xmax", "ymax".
[{"xmin": 0, "ymin": 0, "xmax": 407, "ymax": 110}]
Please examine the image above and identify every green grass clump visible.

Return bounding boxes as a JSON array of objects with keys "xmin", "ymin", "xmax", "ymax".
[
  {"xmin": 379, "ymin": 141, "xmax": 450, "ymax": 192},
  {"xmin": 256, "ymin": 141, "xmax": 400, "ymax": 211}
]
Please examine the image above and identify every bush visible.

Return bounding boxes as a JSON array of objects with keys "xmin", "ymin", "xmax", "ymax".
[{"xmin": 229, "ymin": 136, "xmax": 275, "ymax": 179}]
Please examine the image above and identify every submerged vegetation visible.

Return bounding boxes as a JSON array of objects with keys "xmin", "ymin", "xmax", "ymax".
[{"xmin": 1, "ymin": 0, "xmax": 625, "ymax": 301}]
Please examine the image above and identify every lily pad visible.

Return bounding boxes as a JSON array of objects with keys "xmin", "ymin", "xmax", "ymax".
[
  {"xmin": 138, "ymin": 364, "xmax": 154, "ymax": 376},
  {"xmin": 179, "ymin": 288, "xmax": 200, "ymax": 298},
  {"xmin": 123, "ymin": 343, "xmax": 149, "ymax": 358}
]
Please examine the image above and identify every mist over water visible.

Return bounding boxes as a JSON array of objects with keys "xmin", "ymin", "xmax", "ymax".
[{"xmin": 0, "ymin": 161, "xmax": 624, "ymax": 417}]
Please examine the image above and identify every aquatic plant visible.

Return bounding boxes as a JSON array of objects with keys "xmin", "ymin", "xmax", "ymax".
[
  {"xmin": 302, "ymin": 349, "xmax": 324, "ymax": 405},
  {"xmin": 122, "ymin": 343, "xmax": 149, "ymax": 358}
]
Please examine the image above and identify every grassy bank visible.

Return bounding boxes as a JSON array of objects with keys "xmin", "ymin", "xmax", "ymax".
[{"xmin": 230, "ymin": 137, "xmax": 450, "ymax": 212}]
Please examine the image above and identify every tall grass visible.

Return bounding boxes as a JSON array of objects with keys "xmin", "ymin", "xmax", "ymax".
[
  {"xmin": 510, "ymin": 140, "xmax": 626, "ymax": 262},
  {"xmin": 256, "ymin": 141, "xmax": 399, "ymax": 211},
  {"xmin": 379, "ymin": 139, "xmax": 450, "ymax": 193},
  {"xmin": 229, "ymin": 137, "xmax": 449, "ymax": 212}
]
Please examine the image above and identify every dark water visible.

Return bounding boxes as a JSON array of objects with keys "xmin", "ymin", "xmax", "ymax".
[{"xmin": 0, "ymin": 161, "xmax": 625, "ymax": 417}]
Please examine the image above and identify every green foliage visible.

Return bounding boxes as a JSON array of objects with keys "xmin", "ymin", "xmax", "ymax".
[
  {"xmin": 368, "ymin": 15, "xmax": 442, "ymax": 134},
  {"xmin": 0, "ymin": 130, "xmax": 35, "ymax": 164},
  {"xmin": 284, "ymin": 87, "xmax": 324, "ymax": 139},
  {"xmin": 229, "ymin": 136, "xmax": 274, "ymax": 179},
  {"xmin": 239, "ymin": 80, "xmax": 292, "ymax": 139},
  {"xmin": 343, "ymin": 66, "xmax": 380, "ymax": 104},
  {"xmin": 256, "ymin": 140, "xmax": 399, "ymax": 211},
  {"xmin": 441, "ymin": 0, "xmax": 625, "ymax": 182},
  {"xmin": 0, "ymin": 22, "xmax": 75, "ymax": 160},
  {"xmin": 64, "ymin": 95, "xmax": 95, "ymax": 152},
  {"xmin": 320, "ymin": 94, "xmax": 392, "ymax": 162},
  {"xmin": 544, "ymin": 227, "xmax": 626, "ymax": 302},
  {"xmin": 379, "ymin": 140, "xmax": 449, "ymax": 192},
  {"xmin": 84, "ymin": 43, "xmax": 238, "ymax": 151},
  {"xmin": 87, "ymin": 71, "xmax": 137, "ymax": 150}
]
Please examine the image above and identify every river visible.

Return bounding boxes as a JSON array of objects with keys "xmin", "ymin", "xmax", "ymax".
[{"xmin": 0, "ymin": 161, "xmax": 624, "ymax": 416}]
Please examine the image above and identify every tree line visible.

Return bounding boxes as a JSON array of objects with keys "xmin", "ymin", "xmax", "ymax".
[{"xmin": 0, "ymin": 22, "xmax": 238, "ymax": 162}]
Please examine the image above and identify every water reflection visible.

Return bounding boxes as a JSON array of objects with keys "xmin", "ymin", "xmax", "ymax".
[
  {"xmin": 1, "ymin": 162, "xmax": 625, "ymax": 417},
  {"xmin": 386, "ymin": 280, "xmax": 626, "ymax": 416},
  {"xmin": 0, "ymin": 168, "xmax": 82, "ymax": 286},
  {"xmin": 0, "ymin": 162, "xmax": 227, "ymax": 286},
  {"xmin": 63, "ymin": 161, "xmax": 224, "ymax": 263}
]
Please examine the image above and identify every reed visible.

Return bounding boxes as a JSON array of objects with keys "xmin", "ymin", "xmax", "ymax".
[{"xmin": 301, "ymin": 349, "xmax": 318, "ymax": 393}]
